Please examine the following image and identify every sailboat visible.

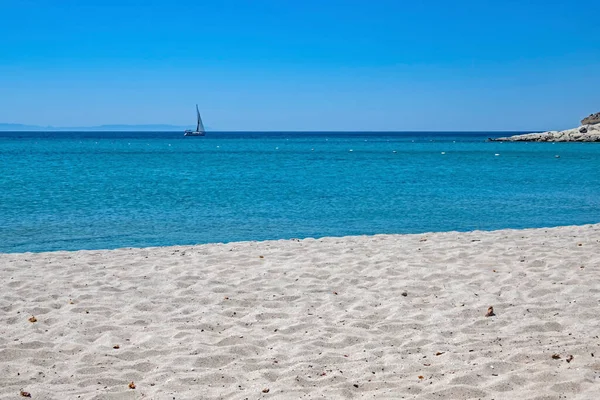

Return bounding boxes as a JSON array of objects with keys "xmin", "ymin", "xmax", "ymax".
[{"xmin": 184, "ymin": 105, "xmax": 206, "ymax": 136}]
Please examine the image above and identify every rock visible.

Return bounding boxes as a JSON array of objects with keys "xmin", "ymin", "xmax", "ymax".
[
  {"xmin": 581, "ymin": 112, "xmax": 600, "ymax": 125},
  {"xmin": 489, "ymin": 124, "xmax": 600, "ymax": 142}
]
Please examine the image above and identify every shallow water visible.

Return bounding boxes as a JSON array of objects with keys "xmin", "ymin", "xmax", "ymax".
[{"xmin": 1, "ymin": 131, "xmax": 599, "ymax": 252}]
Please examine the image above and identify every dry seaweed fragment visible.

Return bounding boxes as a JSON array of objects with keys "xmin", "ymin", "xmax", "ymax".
[
  {"xmin": 435, "ymin": 352, "xmax": 445, "ymax": 356},
  {"xmin": 128, "ymin": 381, "xmax": 136, "ymax": 389},
  {"xmin": 551, "ymin": 354, "xmax": 561, "ymax": 360},
  {"xmin": 485, "ymin": 306, "xmax": 495, "ymax": 317},
  {"xmin": 566, "ymin": 355, "xmax": 574, "ymax": 363},
  {"xmin": 262, "ymin": 388, "xmax": 270, "ymax": 393},
  {"xmin": 113, "ymin": 345, "xmax": 120, "ymax": 349},
  {"xmin": 20, "ymin": 390, "xmax": 31, "ymax": 398},
  {"xmin": 28, "ymin": 316, "xmax": 37, "ymax": 323},
  {"xmin": 418, "ymin": 375, "xmax": 424, "ymax": 379}
]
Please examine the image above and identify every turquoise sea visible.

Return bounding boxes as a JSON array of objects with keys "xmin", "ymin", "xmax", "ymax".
[{"xmin": 1, "ymin": 131, "xmax": 599, "ymax": 253}]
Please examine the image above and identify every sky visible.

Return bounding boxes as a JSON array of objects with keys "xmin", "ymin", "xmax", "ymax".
[{"xmin": 1, "ymin": 0, "xmax": 599, "ymax": 131}]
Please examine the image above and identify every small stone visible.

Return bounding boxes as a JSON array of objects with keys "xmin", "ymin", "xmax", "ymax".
[
  {"xmin": 566, "ymin": 355, "xmax": 574, "ymax": 363},
  {"xmin": 401, "ymin": 292, "xmax": 408, "ymax": 297},
  {"xmin": 262, "ymin": 388, "xmax": 270, "ymax": 393}
]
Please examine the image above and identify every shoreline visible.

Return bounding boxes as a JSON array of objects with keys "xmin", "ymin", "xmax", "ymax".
[
  {"xmin": 1, "ymin": 223, "xmax": 599, "ymax": 399},
  {"xmin": 3, "ymin": 222, "xmax": 600, "ymax": 256}
]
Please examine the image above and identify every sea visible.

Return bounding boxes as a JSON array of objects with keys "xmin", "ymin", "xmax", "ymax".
[{"xmin": 1, "ymin": 131, "xmax": 599, "ymax": 253}]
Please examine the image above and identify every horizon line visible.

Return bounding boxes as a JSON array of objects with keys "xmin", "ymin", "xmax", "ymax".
[{"xmin": 0, "ymin": 129, "xmax": 542, "ymax": 133}]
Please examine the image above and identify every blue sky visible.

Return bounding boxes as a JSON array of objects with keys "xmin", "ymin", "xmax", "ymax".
[{"xmin": 1, "ymin": 0, "xmax": 599, "ymax": 131}]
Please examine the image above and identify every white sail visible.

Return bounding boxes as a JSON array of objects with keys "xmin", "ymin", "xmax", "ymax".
[{"xmin": 196, "ymin": 104, "xmax": 205, "ymax": 133}]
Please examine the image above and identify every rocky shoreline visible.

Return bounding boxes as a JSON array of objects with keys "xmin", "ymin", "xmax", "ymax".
[{"xmin": 490, "ymin": 111, "xmax": 600, "ymax": 142}]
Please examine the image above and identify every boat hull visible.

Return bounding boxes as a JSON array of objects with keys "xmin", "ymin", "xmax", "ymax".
[{"xmin": 184, "ymin": 131, "xmax": 206, "ymax": 136}]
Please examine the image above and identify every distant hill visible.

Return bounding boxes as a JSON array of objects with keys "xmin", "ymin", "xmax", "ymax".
[
  {"xmin": 0, "ymin": 123, "xmax": 44, "ymax": 131},
  {"xmin": 0, "ymin": 123, "xmax": 191, "ymax": 131}
]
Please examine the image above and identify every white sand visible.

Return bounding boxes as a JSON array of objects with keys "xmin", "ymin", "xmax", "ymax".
[{"xmin": 1, "ymin": 224, "xmax": 599, "ymax": 399}]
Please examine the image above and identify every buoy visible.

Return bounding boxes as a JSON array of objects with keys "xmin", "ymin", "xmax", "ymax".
[
  {"xmin": 495, "ymin": 153, "xmax": 500, "ymax": 156},
  {"xmin": 555, "ymin": 155, "xmax": 560, "ymax": 158},
  {"xmin": 349, "ymin": 149, "xmax": 353, "ymax": 152},
  {"xmin": 441, "ymin": 152, "xmax": 446, "ymax": 155},
  {"xmin": 393, "ymin": 150, "xmax": 397, "ymax": 153}
]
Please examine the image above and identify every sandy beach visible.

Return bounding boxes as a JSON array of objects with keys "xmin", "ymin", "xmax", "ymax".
[{"xmin": 1, "ymin": 224, "xmax": 599, "ymax": 399}]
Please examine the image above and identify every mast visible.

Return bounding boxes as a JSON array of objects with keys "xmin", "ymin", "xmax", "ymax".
[{"xmin": 195, "ymin": 104, "xmax": 205, "ymax": 133}]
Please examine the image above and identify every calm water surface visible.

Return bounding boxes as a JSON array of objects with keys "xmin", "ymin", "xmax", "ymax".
[{"xmin": 1, "ymin": 131, "xmax": 599, "ymax": 252}]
